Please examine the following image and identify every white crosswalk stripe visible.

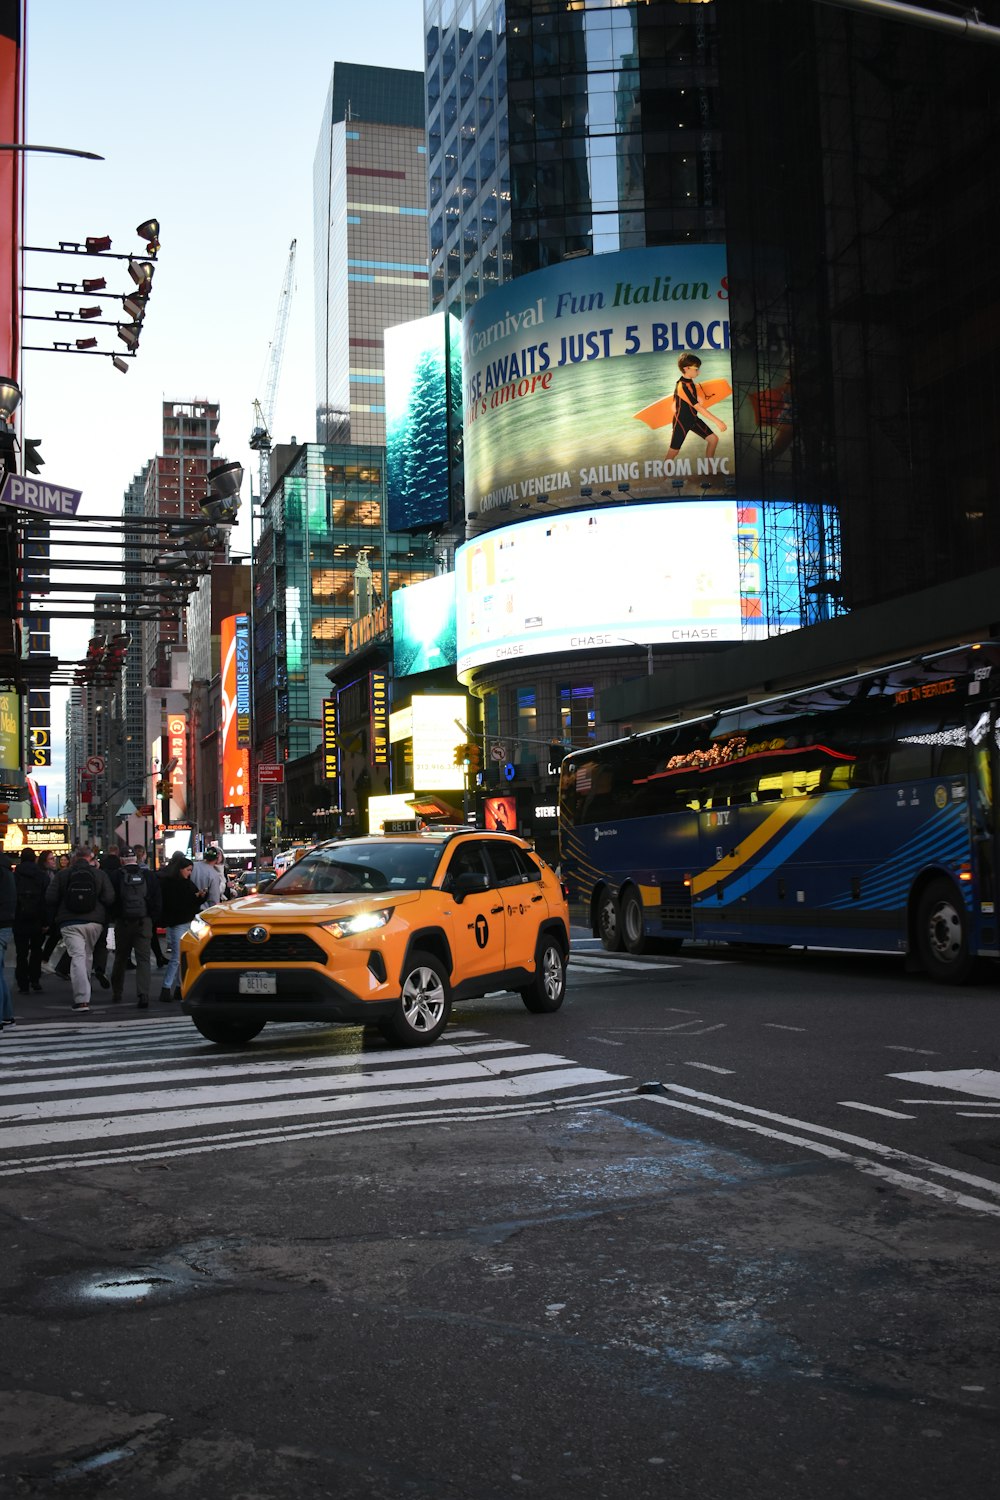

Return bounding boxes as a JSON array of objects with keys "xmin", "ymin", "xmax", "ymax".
[{"xmin": 0, "ymin": 1019, "xmax": 632, "ymax": 1176}]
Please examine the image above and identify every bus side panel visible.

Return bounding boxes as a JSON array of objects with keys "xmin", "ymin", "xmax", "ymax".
[
  {"xmin": 690, "ymin": 782, "xmax": 973, "ymax": 952},
  {"xmin": 561, "ymin": 815, "xmax": 700, "ymax": 937}
]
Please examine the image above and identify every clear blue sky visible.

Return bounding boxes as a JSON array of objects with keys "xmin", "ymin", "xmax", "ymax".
[{"xmin": 21, "ymin": 0, "xmax": 426, "ymax": 810}]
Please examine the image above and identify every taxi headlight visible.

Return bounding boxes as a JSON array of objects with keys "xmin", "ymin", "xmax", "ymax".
[
  {"xmin": 189, "ymin": 914, "xmax": 211, "ymax": 941},
  {"xmin": 321, "ymin": 908, "xmax": 392, "ymax": 939}
]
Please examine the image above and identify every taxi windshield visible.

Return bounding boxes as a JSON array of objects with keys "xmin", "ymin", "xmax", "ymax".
[{"xmin": 268, "ymin": 841, "xmax": 443, "ymax": 895}]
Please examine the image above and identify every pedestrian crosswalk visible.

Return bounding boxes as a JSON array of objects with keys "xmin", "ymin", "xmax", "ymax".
[{"xmin": 0, "ymin": 1018, "xmax": 633, "ymax": 1176}]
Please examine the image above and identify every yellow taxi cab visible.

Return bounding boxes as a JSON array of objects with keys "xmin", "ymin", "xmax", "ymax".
[{"xmin": 179, "ymin": 826, "xmax": 570, "ymax": 1048}]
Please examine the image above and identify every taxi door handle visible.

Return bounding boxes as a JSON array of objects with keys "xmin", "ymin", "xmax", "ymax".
[
  {"xmin": 491, "ymin": 905, "xmax": 504, "ymax": 914},
  {"xmin": 531, "ymin": 894, "xmax": 544, "ymax": 903}
]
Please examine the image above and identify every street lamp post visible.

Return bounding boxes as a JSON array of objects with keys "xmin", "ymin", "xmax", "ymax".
[{"xmin": 615, "ymin": 636, "xmax": 654, "ymax": 676}]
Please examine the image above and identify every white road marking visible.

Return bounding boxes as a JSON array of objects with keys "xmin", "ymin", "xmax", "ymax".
[
  {"xmin": 956, "ymin": 1113, "xmax": 1000, "ymax": 1119},
  {"xmin": 764, "ymin": 1023, "xmax": 806, "ymax": 1032},
  {"xmin": 569, "ymin": 956, "xmax": 678, "ymax": 972},
  {"xmin": 890, "ymin": 1069, "xmax": 1000, "ymax": 1102},
  {"xmin": 644, "ymin": 1083, "xmax": 1000, "ymax": 1202},
  {"xmin": 884, "ymin": 1046, "xmax": 937, "ymax": 1055},
  {"xmin": 2, "ymin": 1038, "xmax": 525, "ymax": 1090},
  {"xmin": 0, "ymin": 1053, "xmax": 621, "ymax": 1130},
  {"xmin": 0, "ymin": 1024, "xmax": 630, "ymax": 1167},
  {"xmin": 637, "ymin": 1089, "xmax": 1000, "ymax": 1218},
  {"xmin": 3, "ymin": 1066, "xmax": 628, "ymax": 1151},
  {"xmin": 684, "ymin": 1062, "xmax": 735, "ymax": 1075},
  {"xmin": 0, "ymin": 1086, "xmax": 640, "ymax": 1177},
  {"xmin": 838, "ymin": 1101, "xmax": 915, "ymax": 1120}
]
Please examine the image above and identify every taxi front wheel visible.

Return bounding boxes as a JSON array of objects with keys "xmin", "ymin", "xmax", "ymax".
[
  {"xmin": 382, "ymin": 951, "xmax": 452, "ymax": 1046},
  {"xmin": 191, "ymin": 1015, "xmax": 266, "ymax": 1046},
  {"xmin": 520, "ymin": 935, "xmax": 566, "ymax": 1013}
]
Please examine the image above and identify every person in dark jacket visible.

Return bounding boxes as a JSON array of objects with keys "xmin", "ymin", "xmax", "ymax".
[
  {"xmin": 157, "ymin": 852, "xmax": 203, "ymax": 1003},
  {"xmin": 13, "ymin": 847, "xmax": 50, "ymax": 993},
  {"xmin": 0, "ymin": 852, "xmax": 15, "ymax": 1028},
  {"xmin": 44, "ymin": 847, "xmax": 115, "ymax": 1013},
  {"xmin": 109, "ymin": 845, "xmax": 162, "ymax": 1009}
]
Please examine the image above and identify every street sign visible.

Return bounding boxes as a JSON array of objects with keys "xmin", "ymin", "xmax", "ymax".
[
  {"xmin": 490, "ymin": 741, "xmax": 507, "ymax": 762},
  {"xmin": 84, "ymin": 754, "xmax": 105, "ymax": 775},
  {"xmin": 117, "ymin": 799, "xmax": 138, "ymax": 816},
  {"xmin": 258, "ymin": 763, "xmax": 285, "ymax": 784},
  {"xmin": 0, "ymin": 472, "xmax": 82, "ymax": 517}
]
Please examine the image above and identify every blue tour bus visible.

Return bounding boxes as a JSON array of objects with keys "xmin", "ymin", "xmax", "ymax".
[{"xmin": 559, "ymin": 641, "xmax": 1000, "ymax": 983}]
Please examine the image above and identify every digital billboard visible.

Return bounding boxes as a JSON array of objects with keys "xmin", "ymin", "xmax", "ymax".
[
  {"xmin": 456, "ymin": 500, "xmax": 827, "ymax": 679},
  {"xmin": 220, "ymin": 618, "xmax": 250, "ymax": 828},
  {"xmin": 385, "ymin": 311, "xmax": 462, "ymax": 532},
  {"xmin": 462, "ymin": 246, "xmax": 732, "ymax": 528},
  {"xmin": 392, "ymin": 572, "xmax": 458, "ymax": 677},
  {"xmin": 389, "ymin": 695, "xmax": 467, "ymax": 793}
]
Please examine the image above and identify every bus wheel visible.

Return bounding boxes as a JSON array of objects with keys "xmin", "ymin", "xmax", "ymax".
[
  {"xmin": 596, "ymin": 888, "xmax": 623, "ymax": 952},
  {"xmin": 621, "ymin": 887, "xmax": 647, "ymax": 955},
  {"xmin": 916, "ymin": 879, "xmax": 974, "ymax": 985}
]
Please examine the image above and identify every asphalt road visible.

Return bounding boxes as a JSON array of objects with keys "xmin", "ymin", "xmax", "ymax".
[{"xmin": 1, "ymin": 938, "xmax": 999, "ymax": 1498}]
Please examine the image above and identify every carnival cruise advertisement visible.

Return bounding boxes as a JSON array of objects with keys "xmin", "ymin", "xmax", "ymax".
[
  {"xmin": 455, "ymin": 501, "xmax": 816, "ymax": 679},
  {"xmin": 461, "ymin": 245, "xmax": 734, "ymax": 525}
]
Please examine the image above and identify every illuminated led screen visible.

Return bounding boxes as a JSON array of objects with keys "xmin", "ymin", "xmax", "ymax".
[
  {"xmin": 456, "ymin": 501, "xmax": 825, "ymax": 679},
  {"xmin": 392, "ymin": 573, "xmax": 458, "ymax": 677},
  {"xmin": 462, "ymin": 245, "xmax": 734, "ymax": 528},
  {"xmin": 385, "ymin": 311, "xmax": 462, "ymax": 532}
]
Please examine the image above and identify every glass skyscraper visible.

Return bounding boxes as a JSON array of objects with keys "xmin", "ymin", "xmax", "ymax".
[
  {"xmin": 424, "ymin": 0, "xmax": 723, "ymax": 320},
  {"xmin": 313, "ymin": 61, "xmax": 430, "ymax": 445}
]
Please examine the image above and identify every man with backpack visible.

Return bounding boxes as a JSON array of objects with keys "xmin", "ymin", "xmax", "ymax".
[
  {"xmin": 44, "ymin": 847, "xmax": 116, "ymax": 1013},
  {"xmin": 110, "ymin": 845, "xmax": 162, "ymax": 1009},
  {"xmin": 13, "ymin": 847, "xmax": 50, "ymax": 994}
]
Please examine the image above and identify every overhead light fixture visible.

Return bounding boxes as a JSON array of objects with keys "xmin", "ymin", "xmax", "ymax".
[
  {"xmin": 121, "ymin": 291, "xmax": 148, "ymax": 320},
  {"xmin": 82, "ymin": 277, "xmax": 106, "ymax": 293},
  {"xmin": 128, "ymin": 259, "xmax": 154, "ymax": 288},
  {"xmin": 75, "ymin": 337, "xmax": 98, "ymax": 350},
  {"xmin": 0, "ymin": 375, "xmax": 21, "ymax": 421},
  {"xmin": 136, "ymin": 217, "xmax": 160, "ymax": 253},
  {"xmin": 200, "ymin": 460, "xmax": 244, "ymax": 523},
  {"xmin": 117, "ymin": 322, "xmax": 141, "ymax": 350},
  {"xmin": 78, "ymin": 305, "xmax": 102, "ymax": 319},
  {"xmin": 580, "ymin": 486, "xmax": 592, "ymax": 498},
  {"xmin": 112, "ymin": 356, "xmax": 129, "ymax": 374},
  {"xmin": 85, "ymin": 235, "xmax": 112, "ymax": 254}
]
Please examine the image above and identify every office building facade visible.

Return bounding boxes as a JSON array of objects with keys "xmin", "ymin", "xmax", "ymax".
[{"xmin": 313, "ymin": 61, "xmax": 429, "ymax": 446}]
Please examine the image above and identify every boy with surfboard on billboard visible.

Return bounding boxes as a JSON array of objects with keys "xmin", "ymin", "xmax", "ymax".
[{"xmin": 634, "ymin": 353, "xmax": 730, "ymax": 468}]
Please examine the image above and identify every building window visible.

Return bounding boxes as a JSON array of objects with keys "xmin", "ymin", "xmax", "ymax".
[{"xmin": 559, "ymin": 683, "xmax": 596, "ymax": 747}]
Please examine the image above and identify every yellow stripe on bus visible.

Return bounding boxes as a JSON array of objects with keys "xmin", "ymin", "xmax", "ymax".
[{"xmin": 690, "ymin": 800, "xmax": 803, "ymax": 897}]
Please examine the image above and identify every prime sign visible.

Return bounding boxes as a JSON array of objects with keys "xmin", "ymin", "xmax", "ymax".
[{"xmin": 0, "ymin": 473, "xmax": 82, "ymax": 516}]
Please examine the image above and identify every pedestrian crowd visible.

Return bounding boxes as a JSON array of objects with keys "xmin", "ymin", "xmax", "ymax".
[{"xmin": 1, "ymin": 842, "xmax": 231, "ymax": 1027}]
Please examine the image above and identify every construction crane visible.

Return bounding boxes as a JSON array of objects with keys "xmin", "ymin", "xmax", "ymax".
[{"xmin": 249, "ymin": 238, "xmax": 297, "ymax": 502}]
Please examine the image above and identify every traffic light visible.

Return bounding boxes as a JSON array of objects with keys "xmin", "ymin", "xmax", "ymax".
[
  {"xmin": 466, "ymin": 744, "xmax": 482, "ymax": 777},
  {"xmin": 0, "ymin": 803, "xmax": 9, "ymax": 845},
  {"xmin": 23, "ymin": 439, "xmax": 43, "ymax": 474},
  {"xmin": 453, "ymin": 743, "xmax": 467, "ymax": 768}
]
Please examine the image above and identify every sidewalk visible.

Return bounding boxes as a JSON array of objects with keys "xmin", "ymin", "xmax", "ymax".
[{"xmin": 2, "ymin": 950, "xmax": 178, "ymax": 1027}]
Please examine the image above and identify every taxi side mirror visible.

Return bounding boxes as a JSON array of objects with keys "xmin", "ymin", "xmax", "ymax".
[{"xmin": 450, "ymin": 870, "xmax": 490, "ymax": 904}]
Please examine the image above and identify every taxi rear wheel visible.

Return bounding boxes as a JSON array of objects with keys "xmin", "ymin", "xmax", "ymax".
[
  {"xmin": 191, "ymin": 1015, "xmax": 265, "ymax": 1046},
  {"xmin": 382, "ymin": 951, "xmax": 452, "ymax": 1046},
  {"xmin": 520, "ymin": 934, "xmax": 566, "ymax": 1013}
]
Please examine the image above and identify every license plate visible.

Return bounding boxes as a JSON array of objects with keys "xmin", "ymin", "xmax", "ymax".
[{"xmin": 239, "ymin": 971, "xmax": 276, "ymax": 995}]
